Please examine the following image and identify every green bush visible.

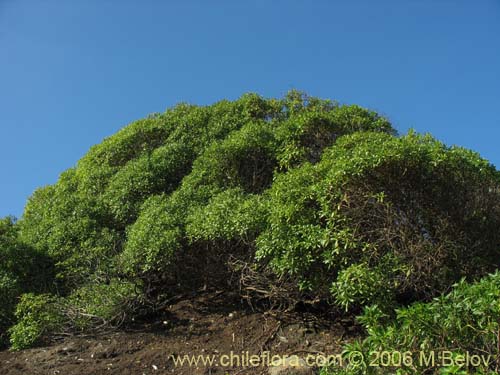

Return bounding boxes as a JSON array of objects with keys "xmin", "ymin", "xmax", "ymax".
[
  {"xmin": 66, "ymin": 279, "xmax": 141, "ymax": 330},
  {"xmin": 11, "ymin": 91, "xmax": 500, "ymax": 351},
  {"xmin": 19, "ymin": 92, "xmax": 394, "ymax": 290},
  {"xmin": 257, "ymin": 131, "xmax": 500, "ymax": 310},
  {"xmin": 332, "ymin": 260, "xmax": 397, "ymax": 311},
  {"xmin": 0, "ymin": 271, "xmax": 21, "ymax": 343},
  {"xmin": 186, "ymin": 188, "xmax": 269, "ymax": 242},
  {"xmin": 120, "ymin": 93, "xmax": 392, "ymax": 289},
  {"xmin": 9, "ymin": 293, "xmax": 64, "ymax": 350},
  {"xmin": 8, "ymin": 280, "xmax": 140, "ymax": 350},
  {"xmin": 0, "ymin": 217, "xmax": 54, "ymax": 346},
  {"xmin": 275, "ymin": 102, "xmax": 394, "ymax": 169},
  {"xmin": 322, "ymin": 272, "xmax": 500, "ymax": 374}
]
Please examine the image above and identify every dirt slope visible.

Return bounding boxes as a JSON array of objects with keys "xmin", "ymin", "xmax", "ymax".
[{"xmin": 0, "ymin": 291, "xmax": 356, "ymax": 375}]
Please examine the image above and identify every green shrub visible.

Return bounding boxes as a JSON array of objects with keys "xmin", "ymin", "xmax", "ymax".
[
  {"xmin": 275, "ymin": 102, "xmax": 394, "ymax": 169},
  {"xmin": 16, "ymin": 92, "xmax": 393, "ymax": 295},
  {"xmin": 8, "ymin": 280, "xmax": 140, "ymax": 350},
  {"xmin": 186, "ymin": 188, "xmax": 269, "ymax": 242},
  {"xmin": 0, "ymin": 271, "xmax": 21, "ymax": 343},
  {"xmin": 0, "ymin": 217, "xmax": 54, "ymax": 346},
  {"xmin": 103, "ymin": 141, "xmax": 195, "ymax": 225},
  {"xmin": 9, "ymin": 293, "xmax": 64, "ymax": 350},
  {"xmin": 66, "ymin": 279, "xmax": 141, "ymax": 330},
  {"xmin": 19, "ymin": 170, "xmax": 119, "ymax": 289},
  {"xmin": 17, "ymin": 91, "xmax": 500, "ymax": 351},
  {"xmin": 324, "ymin": 272, "xmax": 500, "ymax": 374},
  {"xmin": 257, "ymin": 131, "xmax": 500, "ymax": 310},
  {"xmin": 331, "ymin": 260, "xmax": 398, "ymax": 311},
  {"xmin": 121, "ymin": 99, "xmax": 385, "ymax": 283}
]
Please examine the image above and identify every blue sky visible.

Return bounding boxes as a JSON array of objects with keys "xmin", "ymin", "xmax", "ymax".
[{"xmin": 1, "ymin": 0, "xmax": 499, "ymax": 217}]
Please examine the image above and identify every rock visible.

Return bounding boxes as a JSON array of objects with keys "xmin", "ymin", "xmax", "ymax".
[
  {"xmin": 278, "ymin": 336, "xmax": 289, "ymax": 343},
  {"xmin": 268, "ymin": 355, "xmax": 315, "ymax": 375}
]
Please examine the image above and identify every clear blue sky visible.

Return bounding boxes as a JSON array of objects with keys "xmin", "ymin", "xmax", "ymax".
[{"xmin": 1, "ymin": 1, "xmax": 499, "ymax": 218}]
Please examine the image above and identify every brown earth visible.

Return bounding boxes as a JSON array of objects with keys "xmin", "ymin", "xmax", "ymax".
[{"xmin": 0, "ymin": 291, "xmax": 358, "ymax": 375}]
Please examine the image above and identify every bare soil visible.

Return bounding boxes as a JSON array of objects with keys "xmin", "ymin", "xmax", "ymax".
[{"xmin": 0, "ymin": 291, "xmax": 358, "ymax": 375}]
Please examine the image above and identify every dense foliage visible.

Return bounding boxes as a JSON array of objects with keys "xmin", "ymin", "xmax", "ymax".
[
  {"xmin": 2, "ymin": 92, "xmax": 500, "ymax": 363},
  {"xmin": 258, "ymin": 131, "xmax": 500, "ymax": 310},
  {"xmin": 0, "ymin": 217, "xmax": 53, "ymax": 346},
  {"xmin": 322, "ymin": 273, "xmax": 500, "ymax": 374}
]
